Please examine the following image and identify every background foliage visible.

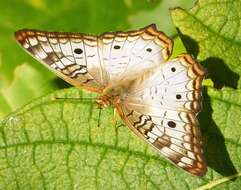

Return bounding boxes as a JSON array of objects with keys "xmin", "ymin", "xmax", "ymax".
[
  {"xmin": 0, "ymin": 0, "xmax": 241, "ymax": 189},
  {"xmin": 0, "ymin": 0, "xmax": 193, "ymax": 116}
]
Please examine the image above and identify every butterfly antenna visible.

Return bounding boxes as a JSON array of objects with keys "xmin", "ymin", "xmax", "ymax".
[{"xmin": 53, "ymin": 97, "xmax": 96, "ymax": 103}]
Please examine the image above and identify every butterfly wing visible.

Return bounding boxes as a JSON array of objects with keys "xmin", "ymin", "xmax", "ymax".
[
  {"xmin": 99, "ymin": 24, "xmax": 172, "ymax": 83},
  {"xmin": 15, "ymin": 24, "xmax": 172, "ymax": 92},
  {"xmin": 115, "ymin": 54, "xmax": 207, "ymax": 176},
  {"xmin": 15, "ymin": 29, "xmax": 108, "ymax": 93}
]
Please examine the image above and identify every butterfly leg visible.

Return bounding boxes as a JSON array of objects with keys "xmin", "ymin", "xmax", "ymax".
[
  {"xmin": 97, "ymin": 107, "xmax": 102, "ymax": 128},
  {"xmin": 112, "ymin": 108, "xmax": 118, "ymax": 126}
]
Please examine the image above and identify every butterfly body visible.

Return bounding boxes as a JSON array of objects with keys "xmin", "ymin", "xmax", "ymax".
[
  {"xmin": 15, "ymin": 24, "xmax": 207, "ymax": 176},
  {"xmin": 98, "ymin": 65, "xmax": 160, "ymax": 108}
]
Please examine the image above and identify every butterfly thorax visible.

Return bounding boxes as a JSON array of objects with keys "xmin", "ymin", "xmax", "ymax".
[{"xmin": 96, "ymin": 81, "xmax": 132, "ymax": 107}]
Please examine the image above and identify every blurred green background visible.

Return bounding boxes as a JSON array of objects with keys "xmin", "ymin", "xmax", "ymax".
[{"xmin": 0, "ymin": 0, "xmax": 194, "ymax": 117}]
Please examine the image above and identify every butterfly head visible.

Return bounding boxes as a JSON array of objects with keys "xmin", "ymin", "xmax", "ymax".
[{"xmin": 95, "ymin": 84, "xmax": 128, "ymax": 108}]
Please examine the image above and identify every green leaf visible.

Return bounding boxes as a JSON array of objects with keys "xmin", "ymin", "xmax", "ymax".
[
  {"xmin": 0, "ymin": 87, "xmax": 240, "ymax": 190},
  {"xmin": 171, "ymin": 0, "xmax": 241, "ymax": 89},
  {"xmin": 170, "ymin": 0, "xmax": 241, "ymax": 189},
  {"xmin": 2, "ymin": 0, "xmax": 241, "ymax": 189}
]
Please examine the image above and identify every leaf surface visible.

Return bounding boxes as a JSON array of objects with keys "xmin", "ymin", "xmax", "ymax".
[
  {"xmin": 1, "ymin": 0, "xmax": 241, "ymax": 189},
  {"xmin": 171, "ymin": 0, "xmax": 241, "ymax": 89},
  {"xmin": 171, "ymin": 0, "xmax": 241, "ymax": 189},
  {"xmin": 0, "ymin": 87, "xmax": 240, "ymax": 190}
]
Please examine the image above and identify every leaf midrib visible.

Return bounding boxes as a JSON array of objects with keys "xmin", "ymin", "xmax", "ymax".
[
  {"xmin": 195, "ymin": 172, "xmax": 241, "ymax": 190},
  {"xmin": 211, "ymin": 96, "xmax": 241, "ymax": 109},
  {"xmin": 0, "ymin": 139, "xmax": 167, "ymax": 164}
]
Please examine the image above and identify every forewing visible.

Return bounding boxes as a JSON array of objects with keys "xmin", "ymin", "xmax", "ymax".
[
  {"xmin": 15, "ymin": 29, "xmax": 107, "ymax": 93},
  {"xmin": 15, "ymin": 24, "xmax": 172, "ymax": 91},
  {"xmin": 99, "ymin": 24, "xmax": 172, "ymax": 83},
  {"xmin": 116, "ymin": 54, "xmax": 207, "ymax": 176}
]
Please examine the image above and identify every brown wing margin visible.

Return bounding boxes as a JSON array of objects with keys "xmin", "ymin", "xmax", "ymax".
[
  {"xmin": 100, "ymin": 24, "xmax": 173, "ymax": 60},
  {"xmin": 178, "ymin": 53, "xmax": 207, "ymax": 113},
  {"xmin": 15, "ymin": 24, "xmax": 173, "ymax": 59}
]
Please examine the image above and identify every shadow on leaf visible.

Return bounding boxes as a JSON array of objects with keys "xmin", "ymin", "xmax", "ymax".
[
  {"xmin": 177, "ymin": 30, "xmax": 238, "ymax": 176},
  {"xmin": 177, "ymin": 31, "xmax": 240, "ymax": 89},
  {"xmin": 199, "ymin": 88, "xmax": 237, "ymax": 177},
  {"xmin": 52, "ymin": 78, "xmax": 72, "ymax": 89},
  {"xmin": 177, "ymin": 32, "xmax": 199, "ymax": 58},
  {"xmin": 201, "ymin": 57, "xmax": 239, "ymax": 89}
]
